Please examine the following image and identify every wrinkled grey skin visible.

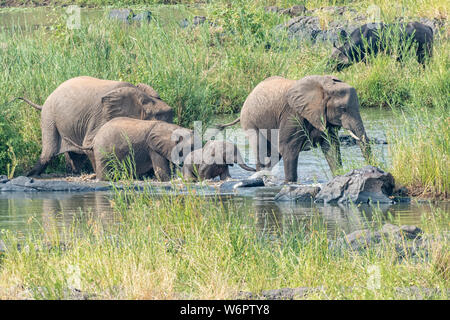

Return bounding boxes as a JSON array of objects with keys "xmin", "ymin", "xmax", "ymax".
[
  {"xmin": 19, "ymin": 76, "xmax": 174, "ymax": 176},
  {"xmin": 217, "ymin": 75, "xmax": 372, "ymax": 182},
  {"xmin": 182, "ymin": 140, "xmax": 256, "ymax": 181},
  {"xmin": 65, "ymin": 118, "xmax": 195, "ymax": 181}
]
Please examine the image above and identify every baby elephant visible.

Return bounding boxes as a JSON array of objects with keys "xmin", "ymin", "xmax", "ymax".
[
  {"xmin": 64, "ymin": 118, "xmax": 195, "ymax": 181},
  {"xmin": 183, "ymin": 140, "xmax": 256, "ymax": 181}
]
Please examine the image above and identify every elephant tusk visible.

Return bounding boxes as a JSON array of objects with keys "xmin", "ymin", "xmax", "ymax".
[{"xmin": 348, "ymin": 130, "xmax": 360, "ymax": 141}]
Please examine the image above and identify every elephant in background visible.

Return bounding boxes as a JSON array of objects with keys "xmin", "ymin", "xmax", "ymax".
[
  {"xmin": 217, "ymin": 75, "xmax": 372, "ymax": 182},
  {"xmin": 327, "ymin": 22, "xmax": 433, "ymax": 71},
  {"xmin": 64, "ymin": 118, "xmax": 196, "ymax": 181},
  {"xmin": 182, "ymin": 140, "xmax": 256, "ymax": 181},
  {"xmin": 18, "ymin": 76, "xmax": 174, "ymax": 176}
]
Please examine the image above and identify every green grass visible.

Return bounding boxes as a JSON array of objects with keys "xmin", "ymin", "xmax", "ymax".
[{"xmin": 0, "ymin": 184, "xmax": 448, "ymax": 299}]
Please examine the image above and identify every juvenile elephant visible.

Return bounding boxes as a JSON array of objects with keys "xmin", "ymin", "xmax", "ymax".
[
  {"xmin": 217, "ymin": 75, "xmax": 372, "ymax": 182},
  {"xmin": 328, "ymin": 22, "xmax": 433, "ymax": 71},
  {"xmin": 64, "ymin": 118, "xmax": 195, "ymax": 181},
  {"xmin": 182, "ymin": 140, "xmax": 256, "ymax": 181},
  {"xmin": 18, "ymin": 76, "xmax": 174, "ymax": 176}
]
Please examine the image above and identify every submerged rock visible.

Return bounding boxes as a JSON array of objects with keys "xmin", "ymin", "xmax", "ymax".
[
  {"xmin": 315, "ymin": 166, "xmax": 395, "ymax": 204},
  {"xmin": 274, "ymin": 185, "xmax": 321, "ymax": 202},
  {"xmin": 0, "ymin": 176, "xmax": 109, "ymax": 192}
]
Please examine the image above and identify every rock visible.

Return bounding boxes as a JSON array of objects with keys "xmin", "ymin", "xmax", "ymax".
[
  {"xmin": 219, "ymin": 178, "xmax": 265, "ymax": 193},
  {"xmin": 234, "ymin": 178, "xmax": 265, "ymax": 188},
  {"xmin": 280, "ymin": 5, "xmax": 307, "ymax": 17},
  {"xmin": 264, "ymin": 6, "xmax": 281, "ymax": 13},
  {"xmin": 0, "ymin": 175, "xmax": 10, "ymax": 183},
  {"xmin": 274, "ymin": 185, "xmax": 321, "ymax": 202},
  {"xmin": 109, "ymin": 9, "xmax": 134, "ymax": 22},
  {"xmin": 239, "ymin": 286, "xmax": 321, "ymax": 300},
  {"xmin": 0, "ymin": 176, "xmax": 110, "ymax": 192},
  {"xmin": 193, "ymin": 16, "xmax": 207, "ymax": 26},
  {"xmin": 132, "ymin": 11, "xmax": 152, "ymax": 22},
  {"xmin": 315, "ymin": 166, "xmax": 395, "ymax": 204},
  {"xmin": 331, "ymin": 223, "xmax": 426, "ymax": 259},
  {"xmin": 179, "ymin": 18, "xmax": 189, "ymax": 28},
  {"xmin": 248, "ymin": 170, "xmax": 283, "ymax": 186},
  {"xmin": 109, "ymin": 9, "xmax": 151, "ymax": 23}
]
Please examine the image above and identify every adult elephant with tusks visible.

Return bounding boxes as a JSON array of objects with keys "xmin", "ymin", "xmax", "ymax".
[
  {"xmin": 217, "ymin": 75, "xmax": 372, "ymax": 183},
  {"xmin": 17, "ymin": 76, "xmax": 174, "ymax": 176}
]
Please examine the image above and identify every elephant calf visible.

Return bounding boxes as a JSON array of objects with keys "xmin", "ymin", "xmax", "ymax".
[
  {"xmin": 183, "ymin": 140, "xmax": 255, "ymax": 181},
  {"xmin": 328, "ymin": 22, "xmax": 433, "ymax": 71},
  {"xmin": 65, "ymin": 118, "xmax": 195, "ymax": 181}
]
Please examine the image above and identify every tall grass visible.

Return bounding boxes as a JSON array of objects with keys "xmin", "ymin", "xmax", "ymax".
[{"xmin": 0, "ymin": 184, "xmax": 448, "ymax": 299}]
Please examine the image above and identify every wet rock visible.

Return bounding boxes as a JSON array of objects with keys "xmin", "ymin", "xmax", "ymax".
[
  {"xmin": 0, "ymin": 176, "xmax": 110, "ymax": 192},
  {"xmin": 0, "ymin": 175, "xmax": 9, "ymax": 183},
  {"xmin": 219, "ymin": 178, "xmax": 265, "ymax": 192},
  {"xmin": 248, "ymin": 170, "xmax": 283, "ymax": 186},
  {"xmin": 315, "ymin": 166, "xmax": 395, "ymax": 204},
  {"xmin": 274, "ymin": 185, "xmax": 321, "ymax": 202}
]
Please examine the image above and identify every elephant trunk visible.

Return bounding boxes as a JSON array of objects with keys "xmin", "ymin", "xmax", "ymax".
[{"xmin": 342, "ymin": 114, "xmax": 372, "ymax": 163}]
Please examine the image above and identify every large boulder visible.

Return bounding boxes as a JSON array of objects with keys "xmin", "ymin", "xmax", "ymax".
[{"xmin": 315, "ymin": 166, "xmax": 395, "ymax": 204}]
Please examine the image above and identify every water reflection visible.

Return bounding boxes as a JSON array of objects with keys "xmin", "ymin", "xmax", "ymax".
[{"xmin": 0, "ymin": 192, "xmax": 447, "ymax": 239}]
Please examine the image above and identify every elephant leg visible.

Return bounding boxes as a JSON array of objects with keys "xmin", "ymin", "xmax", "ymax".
[
  {"xmin": 27, "ymin": 122, "xmax": 59, "ymax": 176},
  {"xmin": 280, "ymin": 144, "xmax": 301, "ymax": 183},
  {"xmin": 65, "ymin": 152, "xmax": 92, "ymax": 174},
  {"xmin": 320, "ymin": 128, "xmax": 342, "ymax": 176},
  {"xmin": 149, "ymin": 151, "xmax": 171, "ymax": 181},
  {"xmin": 219, "ymin": 166, "xmax": 231, "ymax": 180}
]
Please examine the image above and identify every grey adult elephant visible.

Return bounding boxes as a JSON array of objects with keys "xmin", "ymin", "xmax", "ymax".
[
  {"xmin": 18, "ymin": 76, "xmax": 174, "ymax": 176},
  {"xmin": 217, "ymin": 75, "xmax": 372, "ymax": 182},
  {"xmin": 64, "ymin": 118, "xmax": 196, "ymax": 181},
  {"xmin": 182, "ymin": 140, "xmax": 256, "ymax": 181}
]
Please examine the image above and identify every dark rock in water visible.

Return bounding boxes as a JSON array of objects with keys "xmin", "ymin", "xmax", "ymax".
[
  {"xmin": 109, "ymin": 9, "xmax": 134, "ymax": 22},
  {"xmin": 219, "ymin": 178, "xmax": 265, "ymax": 193},
  {"xmin": 274, "ymin": 185, "xmax": 321, "ymax": 202},
  {"xmin": 0, "ymin": 175, "xmax": 10, "ymax": 183},
  {"xmin": 315, "ymin": 166, "xmax": 395, "ymax": 204},
  {"xmin": 0, "ymin": 176, "xmax": 110, "ymax": 192}
]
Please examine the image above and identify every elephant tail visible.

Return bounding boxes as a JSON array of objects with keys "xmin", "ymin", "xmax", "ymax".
[
  {"xmin": 215, "ymin": 117, "xmax": 240, "ymax": 130},
  {"xmin": 15, "ymin": 97, "xmax": 42, "ymax": 111},
  {"xmin": 62, "ymin": 136, "xmax": 93, "ymax": 151}
]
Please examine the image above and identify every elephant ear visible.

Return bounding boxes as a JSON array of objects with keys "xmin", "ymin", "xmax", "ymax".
[
  {"xmin": 101, "ymin": 87, "xmax": 144, "ymax": 121},
  {"xmin": 136, "ymin": 83, "xmax": 160, "ymax": 99},
  {"xmin": 287, "ymin": 77, "xmax": 328, "ymax": 132}
]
